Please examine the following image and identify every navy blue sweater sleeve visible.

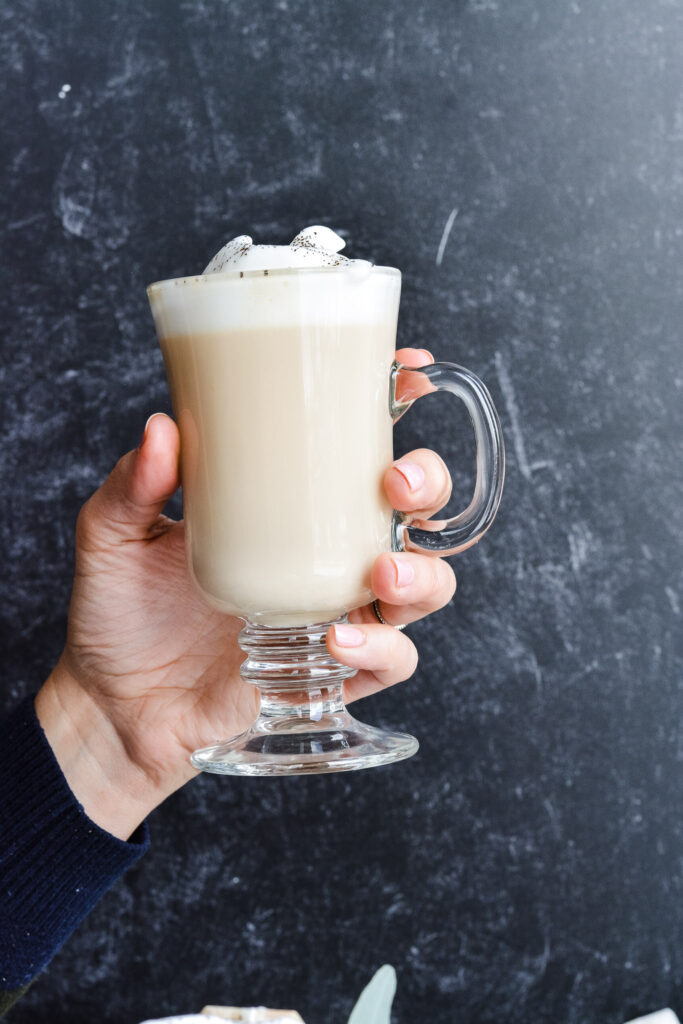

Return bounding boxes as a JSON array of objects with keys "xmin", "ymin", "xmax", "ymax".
[{"xmin": 0, "ymin": 695, "xmax": 150, "ymax": 998}]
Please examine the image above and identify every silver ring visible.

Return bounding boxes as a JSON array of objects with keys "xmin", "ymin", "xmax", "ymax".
[{"xmin": 372, "ymin": 599, "xmax": 406, "ymax": 631}]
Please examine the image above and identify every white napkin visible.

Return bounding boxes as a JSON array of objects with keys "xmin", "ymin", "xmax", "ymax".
[
  {"xmin": 139, "ymin": 1011, "xmax": 302, "ymax": 1024},
  {"xmin": 139, "ymin": 1017, "xmax": 224, "ymax": 1024},
  {"xmin": 624, "ymin": 1011, "xmax": 680, "ymax": 1024}
]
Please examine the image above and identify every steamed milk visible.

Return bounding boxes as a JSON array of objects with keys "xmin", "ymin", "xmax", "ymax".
[{"xmin": 149, "ymin": 266, "xmax": 401, "ymax": 626}]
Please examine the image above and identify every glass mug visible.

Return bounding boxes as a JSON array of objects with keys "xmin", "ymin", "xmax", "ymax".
[{"xmin": 147, "ymin": 263, "xmax": 504, "ymax": 776}]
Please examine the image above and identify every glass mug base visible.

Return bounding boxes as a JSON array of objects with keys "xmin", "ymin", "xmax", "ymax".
[{"xmin": 190, "ymin": 617, "xmax": 419, "ymax": 777}]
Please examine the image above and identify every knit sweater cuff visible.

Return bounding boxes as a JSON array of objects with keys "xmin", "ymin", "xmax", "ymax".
[{"xmin": 0, "ymin": 695, "xmax": 150, "ymax": 989}]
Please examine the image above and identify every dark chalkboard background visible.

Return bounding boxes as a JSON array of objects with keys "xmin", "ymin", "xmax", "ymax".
[{"xmin": 2, "ymin": 1, "xmax": 682, "ymax": 1022}]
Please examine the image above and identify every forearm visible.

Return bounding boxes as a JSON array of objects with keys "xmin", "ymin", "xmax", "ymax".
[{"xmin": 0, "ymin": 695, "xmax": 149, "ymax": 999}]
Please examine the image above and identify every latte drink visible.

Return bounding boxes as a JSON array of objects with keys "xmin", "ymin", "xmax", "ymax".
[
  {"xmin": 148, "ymin": 265, "xmax": 401, "ymax": 626},
  {"xmin": 147, "ymin": 226, "xmax": 504, "ymax": 776}
]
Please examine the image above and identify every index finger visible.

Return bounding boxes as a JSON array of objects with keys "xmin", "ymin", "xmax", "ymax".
[
  {"xmin": 394, "ymin": 348, "xmax": 434, "ymax": 405},
  {"xmin": 395, "ymin": 347, "xmax": 434, "ymax": 367}
]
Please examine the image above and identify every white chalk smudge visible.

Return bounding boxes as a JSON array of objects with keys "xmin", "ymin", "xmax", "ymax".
[
  {"xmin": 435, "ymin": 207, "xmax": 458, "ymax": 266},
  {"xmin": 53, "ymin": 150, "xmax": 95, "ymax": 238},
  {"xmin": 568, "ymin": 522, "xmax": 593, "ymax": 573},
  {"xmin": 664, "ymin": 586, "xmax": 680, "ymax": 615},
  {"xmin": 58, "ymin": 196, "xmax": 91, "ymax": 237},
  {"xmin": 543, "ymin": 798, "xmax": 562, "ymax": 841},
  {"xmin": 495, "ymin": 351, "xmax": 530, "ymax": 480},
  {"xmin": 7, "ymin": 212, "xmax": 44, "ymax": 232}
]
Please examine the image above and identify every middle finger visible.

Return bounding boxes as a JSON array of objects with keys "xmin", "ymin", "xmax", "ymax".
[{"xmin": 384, "ymin": 447, "xmax": 453, "ymax": 521}]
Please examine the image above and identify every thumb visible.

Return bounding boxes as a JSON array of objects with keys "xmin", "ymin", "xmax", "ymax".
[{"xmin": 80, "ymin": 413, "xmax": 180, "ymax": 543}]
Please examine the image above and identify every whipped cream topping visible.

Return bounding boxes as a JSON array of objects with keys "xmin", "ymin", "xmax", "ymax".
[{"xmin": 203, "ymin": 225, "xmax": 371, "ymax": 274}]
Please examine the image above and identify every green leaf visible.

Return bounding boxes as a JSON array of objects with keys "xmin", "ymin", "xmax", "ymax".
[{"xmin": 347, "ymin": 965, "xmax": 397, "ymax": 1024}]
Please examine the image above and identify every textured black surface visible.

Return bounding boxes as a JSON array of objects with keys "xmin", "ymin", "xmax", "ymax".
[{"xmin": 2, "ymin": 1, "xmax": 682, "ymax": 1022}]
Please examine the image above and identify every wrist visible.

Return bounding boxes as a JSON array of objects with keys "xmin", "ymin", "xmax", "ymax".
[{"xmin": 35, "ymin": 659, "xmax": 163, "ymax": 841}]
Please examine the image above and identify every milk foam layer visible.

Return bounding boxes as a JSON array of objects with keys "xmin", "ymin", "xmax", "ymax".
[{"xmin": 147, "ymin": 227, "xmax": 400, "ymax": 335}]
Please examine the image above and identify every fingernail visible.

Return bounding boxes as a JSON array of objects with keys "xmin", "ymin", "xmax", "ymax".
[
  {"xmin": 333, "ymin": 623, "xmax": 366, "ymax": 648},
  {"xmin": 394, "ymin": 460, "xmax": 425, "ymax": 492},
  {"xmin": 142, "ymin": 413, "xmax": 161, "ymax": 443},
  {"xmin": 416, "ymin": 349, "xmax": 435, "ymax": 364},
  {"xmin": 391, "ymin": 557, "xmax": 415, "ymax": 588}
]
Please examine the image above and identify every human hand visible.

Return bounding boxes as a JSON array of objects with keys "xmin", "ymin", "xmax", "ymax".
[{"xmin": 36, "ymin": 348, "xmax": 456, "ymax": 840}]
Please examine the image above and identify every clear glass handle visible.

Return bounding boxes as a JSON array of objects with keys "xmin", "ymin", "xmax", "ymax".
[{"xmin": 390, "ymin": 360, "xmax": 505, "ymax": 555}]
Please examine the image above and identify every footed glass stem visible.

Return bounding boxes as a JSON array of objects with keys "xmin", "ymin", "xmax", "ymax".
[{"xmin": 190, "ymin": 618, "xmax": 419, "ymax": 776}]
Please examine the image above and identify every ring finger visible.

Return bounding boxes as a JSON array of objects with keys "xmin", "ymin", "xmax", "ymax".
[{"xmin": 351, "ymin": 550, "xmax": 456, "ymax": 629}]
